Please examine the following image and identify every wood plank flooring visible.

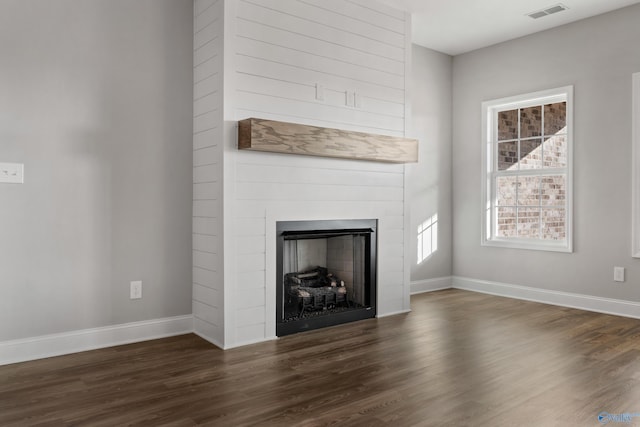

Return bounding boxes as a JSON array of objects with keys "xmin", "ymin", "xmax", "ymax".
[{"xmin": 3, "ymin": 289, "xmax": 640, "ymax": 426}]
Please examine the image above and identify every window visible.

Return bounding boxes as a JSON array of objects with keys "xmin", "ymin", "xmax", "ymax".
[
  {"xmin": 481, "ymin": 86, "xmax": 573, "ymax": 252},
  {"xmin": 417, "ymin": 213, "xmax": 438, "ymax": 263}
]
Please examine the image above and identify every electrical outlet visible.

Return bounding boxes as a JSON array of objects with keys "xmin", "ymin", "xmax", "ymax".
[
  {"xmin": 130, "ymin": 280, "xmax": 142, "ymax": 299},
  {"xmin": 614, "ymin": 267, "xmax": 625, "ymax": 282}
]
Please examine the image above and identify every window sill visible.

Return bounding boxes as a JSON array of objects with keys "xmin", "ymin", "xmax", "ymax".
[{"xmin": 482, "ymin": 238, "xmax": 573, "ymax": 253}]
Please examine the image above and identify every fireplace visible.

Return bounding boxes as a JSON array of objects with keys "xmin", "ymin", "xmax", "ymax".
[{"xmin": 276, "ymin": 219, "xmax": 377, "ymax": 336}]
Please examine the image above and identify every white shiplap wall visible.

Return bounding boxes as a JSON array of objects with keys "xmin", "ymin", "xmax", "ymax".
[
  {"xmin": 223, "ymin": 0, "xmax": 411, "ymax": 347},
  {"xmin": 193, "ymin": 0, "xmax": 225, "ymax": 347}
]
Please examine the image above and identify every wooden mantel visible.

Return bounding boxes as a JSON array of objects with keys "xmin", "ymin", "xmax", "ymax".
[{"xmin": 238, "ymin": 118, "xmax": 418, "ymax": 163}]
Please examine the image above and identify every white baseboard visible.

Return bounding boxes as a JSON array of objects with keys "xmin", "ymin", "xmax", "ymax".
[
  {"xmin": 11, "ymin": 276, "xmax": 636, "ymax": 366},
  {"xmin": 0, "ymin": 315, "xmax": 194, "ymax": 366},
  {"xmin": 223, "ymin": 335, "xmax": 278, "ymax": 350},
  {"xmin": 452, "ymin": 276, "xmax": 640, "ymax": 319},
  {"xmin": 377, "ymin": 309, "xmax": 411, "ymax": 318},
  {"xmin": 411, "ymin": 276, "xmax": 453, "ymax": 295}
]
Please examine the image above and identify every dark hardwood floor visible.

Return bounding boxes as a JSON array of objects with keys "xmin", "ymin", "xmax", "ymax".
[{"xmin": 3, "ymin": 289, "xmax": 640, "ymax": 426}]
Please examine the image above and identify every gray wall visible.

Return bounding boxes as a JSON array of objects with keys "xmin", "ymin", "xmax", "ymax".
[
  {"xmin": 0, "ymin": 0, "xmax": 193, "ymax": 341},
  {"xmin": 452, "ymin": 4, "xmax": 640, "ymax": 299},
  {"xmin": 408, "ymin": 45, "xmax": 453, "ymax": 282}
]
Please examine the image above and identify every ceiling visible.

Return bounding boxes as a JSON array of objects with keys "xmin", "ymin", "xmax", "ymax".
[{"xmin": 377, "ymin": 0, "xmax": 640, "ymax": 55}]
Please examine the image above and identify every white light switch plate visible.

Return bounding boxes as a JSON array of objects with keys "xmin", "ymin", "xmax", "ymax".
[{"xmin": 0, "ymin": 163, "xmax": 24, "ymax": 183}]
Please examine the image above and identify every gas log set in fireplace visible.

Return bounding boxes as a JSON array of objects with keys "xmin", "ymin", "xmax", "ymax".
[
  {"xmin": 276, "ymin": 219, "xmax": 377, "ymax": 336},
  {"xmin": 285, "ymin": 266, "xmax": 349, "ymax": 316}
]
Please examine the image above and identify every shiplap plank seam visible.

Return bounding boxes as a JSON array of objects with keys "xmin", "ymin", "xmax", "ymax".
[
  {"xmin": 242, "ymin": 0, "xmax": 405, "ymax": 49},
  {"xmin": 234, "ymin": 93, "xmax": 404, "ymax": 131},
  {"xmin": 235, "ymin": 166, "xmax": 404, "ymax": 180},
  {"xmin": 234, "ymin": 54, "xmax": 404, "ymax": 103},
  {"xmin": 192, "ymin": 249, "xmax": 218, "ymax": 256},
  {"xmin": 195, "ymin": 2, "xmax": 222, "ymax": 32},
  {"xmin": 238, "ymin": 2, "xmax": 403, "ymax": 61},
  {"xmin": 235, "ymin": 49, "xmax": 403, "ymax": 90},
  {"xmin": 194, "ymin": 33, "xmax": 220, "ymax": 52},
  {"xmin": 237, "ymin": 70, "xmax": 404, "ymax": 109},
  {"xmin": 193, "ymin": 126, "xmax": 219, "ymax": 136},
  {"xmin": 235, "ymin": 93, "xmax": 404, "ymax": 133},
  {"xmin": 235, "ymin": 108, "xmax": 404, "ymax": 137},
  {"xmin": 192, "ymin": 265, "xmax": 218, "ymax": 273},
  {"xmin": 194, "ymin": 85, "xmax": 221, "ymax": 97},
  {"xmin": 193, "ymin": 316, "xmax": 216, "ymax": 327},
  {"xmin": 299, "ymin": 0, "xmax": 404, "ymax": 34},
  {"xmin": 236, "ymin": 87, "xmax": 403, "ymax": 121},
  {"xmin": 193, "ymin": 145, "xmax": 219, "ymax": 152},
  {"xmin": 236, "ymin": 16, "xmax": 403, "ymax": 64},
  {"xmin": 191, "ymin": 162, "xmax": 217, "ymax": 168},
  {"xmin": 236, "ymin": 175, "xmax": 404, "ymax": 188},
  {"xmin": 194, "ymin": 97, "xmax": 221, "ymax": 116},
  {"xmin": 236, "ymin": 19, "xmax": 403, "ymax": 72},
  {"xmin": 194, "ymin": 0, "xmax": 218, "ymax": 18},
  {"xmin": 194, "ymin": 70, "xmax": 219, "ymax": 85},
  {"xmin": 238, "ymin": 153, "xmax": 404, "ymax": 171},
  {"xmin": 195, "ymin": 56, "xmax": 221, "ymax": 83},
  {"xmin": 194, "ymin": 108, "xmax": 219, "ymax": 119},
  {"xmin": 195, "ymin": 56, "xmax": 217, "ymax": 69},
  {"xmin": 346, "ymin": 0, "xmax": 406, "ymax": 21},
  {"xmin": 235, "ymin": 74, "xmax": 404, "ymax": 118}
]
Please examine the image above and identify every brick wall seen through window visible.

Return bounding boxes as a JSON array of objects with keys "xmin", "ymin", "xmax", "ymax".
[{"xmin": 482, "ymin": 86, "xmax": 572, "ymax": 252}]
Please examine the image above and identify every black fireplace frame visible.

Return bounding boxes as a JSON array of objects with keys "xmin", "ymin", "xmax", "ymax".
[{"xmin": 276, "ymin": 219, "xmax": 377, "ymax": 336}]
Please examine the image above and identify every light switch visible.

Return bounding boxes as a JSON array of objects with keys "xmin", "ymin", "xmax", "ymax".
[{"xmin": 0, "ymin": 163, "xmax": 24, "ymax": 184}]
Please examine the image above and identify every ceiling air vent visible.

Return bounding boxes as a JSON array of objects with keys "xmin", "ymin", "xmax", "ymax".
[{"xmin": 527, "ymin": 3, "xmax": 569, "ymax": 19}]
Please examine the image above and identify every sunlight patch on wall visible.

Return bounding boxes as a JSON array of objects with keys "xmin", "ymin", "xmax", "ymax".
[{"xmin": 417, "ymin": 213, "xmax": 438, "ymax": 264}]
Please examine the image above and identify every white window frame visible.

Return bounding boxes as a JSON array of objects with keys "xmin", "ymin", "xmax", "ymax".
[
  {"xmin": 481, "ymin": 86, "xmax": 573, "ymax": 252},
  {"xmin": 632, "ymin": 73, "xmax": 640, "ymax": 257}
]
